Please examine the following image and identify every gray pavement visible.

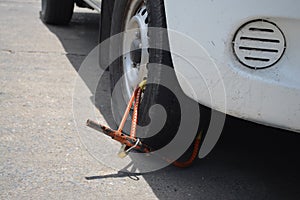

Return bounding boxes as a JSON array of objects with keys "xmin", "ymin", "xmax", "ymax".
[{"xmin": 1, "ymin": 1, "xmax": 300, "ymax": 199}]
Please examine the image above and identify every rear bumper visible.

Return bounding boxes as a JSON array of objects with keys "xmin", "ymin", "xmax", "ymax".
[{"xmin": 164, "ymin": 0, "xmax": 300, "ymax": 132}]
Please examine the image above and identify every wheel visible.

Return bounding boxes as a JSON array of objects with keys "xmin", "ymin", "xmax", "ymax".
[
  {"xmin": 41, "ymin": 0, "xmax": 74, "ymax": 25},
  {"xmin": 103, "ymin": 0, "xmax": 211, "ymax": 156}
]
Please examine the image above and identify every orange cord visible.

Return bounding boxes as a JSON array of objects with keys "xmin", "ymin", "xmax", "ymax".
[
  {"xmin": 130, "ymin": 87, "xmax": 142, "ymax": 138},
  {"xmin": 87, "ymin": 80, "xmax": 202, "ymax": 167},
  {"xmin": 121, "ymin": 84, "xmax": 203, "ymax": 167},
  {"xmin": 172, "ymin": 132, "xmax": 202, "ymax": 168}
]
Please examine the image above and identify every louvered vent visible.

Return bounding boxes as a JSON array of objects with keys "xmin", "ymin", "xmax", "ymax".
[{"xmin": 233, "ymin": 19, "xmax": 286, "ymax": 69}]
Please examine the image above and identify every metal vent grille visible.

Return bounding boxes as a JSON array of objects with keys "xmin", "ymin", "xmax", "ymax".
[{"xmin": 233, "ymin": 19, "xmax": 286, "ymax": 69}]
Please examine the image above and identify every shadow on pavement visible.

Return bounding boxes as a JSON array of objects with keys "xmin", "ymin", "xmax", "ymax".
[
  {"xmin": 44, "ymin": 11, "xmax": 300, "ymax": 200},
  {"xmin": 44, "ymin": 11, "xmax": 99, "ymax": 71},
  {"xmin": 44, "ymin": 11, "xmax": 116, "ymax": 128}
]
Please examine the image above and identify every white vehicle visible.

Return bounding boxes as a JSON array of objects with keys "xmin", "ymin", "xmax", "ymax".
[{"xmin": 41, "ymin": 0, "xmax": 300, "ymax": 159}]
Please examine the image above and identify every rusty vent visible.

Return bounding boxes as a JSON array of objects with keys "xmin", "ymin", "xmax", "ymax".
[{"xmin": 233, "ymin": 19, "xmax": 286, "ymax": 69}]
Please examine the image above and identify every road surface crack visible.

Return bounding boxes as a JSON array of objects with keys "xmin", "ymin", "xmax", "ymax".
[{"xmin": 1, "ymin": 49, "xmax": 87, "ymax": 57}]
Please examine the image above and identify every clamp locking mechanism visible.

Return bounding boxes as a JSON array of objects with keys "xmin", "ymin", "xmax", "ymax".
[
  {"xmin": 86, "ymin": 80, "xmax": 202, "ymax": 168},
  {"xmin": 87, "ymin": 81, "xmax": 150, "ymax": 158}
]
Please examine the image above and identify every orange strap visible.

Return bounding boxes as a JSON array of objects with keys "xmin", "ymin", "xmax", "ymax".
[
  {"xmin": 87, "ymin": 81, "xmax": 202, "ymax": 167},
  {"xmin": 172, "ymin": 132, "xmax": 202, "ymax": 168},
  {"xmin": 130, "ymin": 87, "xmax": 142, "ymax": 138}
]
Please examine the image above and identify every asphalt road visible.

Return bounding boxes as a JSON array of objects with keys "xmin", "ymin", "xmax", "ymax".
[{"xmin": 1, "ymin": 1, "xmax": 300, "ymax": 199}]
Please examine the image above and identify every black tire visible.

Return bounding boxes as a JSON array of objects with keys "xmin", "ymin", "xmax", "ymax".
[
  {"xmin": 41, "ymin": 0, "xmax": 74, "ymax": 25},
  {"xmin": 104, "ymin": 0, "xmax": 210, "ymax": 153}
]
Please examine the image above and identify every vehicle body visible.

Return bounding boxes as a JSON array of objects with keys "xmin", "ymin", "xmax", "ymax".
[
  {"xmin": 164, "ymin": 0, "xmax": 300, "ymax": 133},
  {"xmin": 41, "ymin": 0, "xmax": 300, "ymax": 160}
]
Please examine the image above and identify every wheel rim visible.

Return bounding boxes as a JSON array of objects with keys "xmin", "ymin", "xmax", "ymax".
[{"xmin": 122, "ymin": 1, "xmax": 149, "ymax": 102}]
